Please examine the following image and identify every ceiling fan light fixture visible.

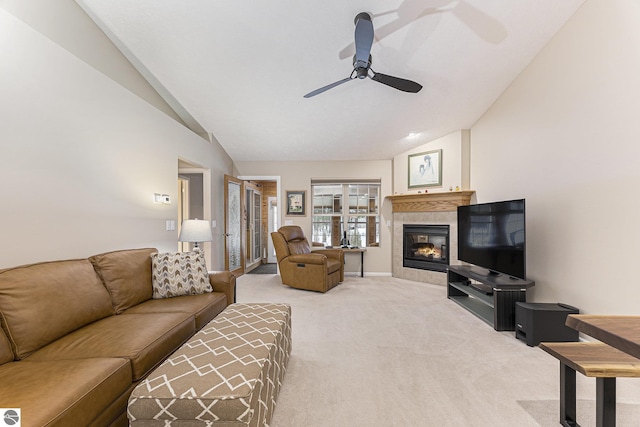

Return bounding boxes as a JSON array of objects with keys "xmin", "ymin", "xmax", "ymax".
[{"xmin": 356, "ymin": 67, "xmax": 368, "ymax": 79}]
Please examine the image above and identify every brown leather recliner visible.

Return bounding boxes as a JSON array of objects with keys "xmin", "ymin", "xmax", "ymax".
[{"xmin": 271, "ymin": 226, "xmax": 344, "ymax": 292}]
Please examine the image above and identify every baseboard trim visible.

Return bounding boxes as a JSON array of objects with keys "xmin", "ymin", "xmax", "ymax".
[{"xmin": 345, "ymin": 272, "xmax": 392, "ymax": 277}]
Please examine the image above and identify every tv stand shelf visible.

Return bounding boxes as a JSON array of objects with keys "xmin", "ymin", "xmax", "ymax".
[{"xmin": 447, "ymin": 265, "xmax": 535, "ymax": 331}]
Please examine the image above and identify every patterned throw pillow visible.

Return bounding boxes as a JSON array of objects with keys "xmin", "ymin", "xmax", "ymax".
[{"xmin": 151, "ymin": 250, "xmax": 213, "ymax": 299}]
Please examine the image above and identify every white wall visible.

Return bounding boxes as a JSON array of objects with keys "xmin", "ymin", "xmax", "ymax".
[
  {"xmin": 0, "ymin": 8, "xmax": 233, "ymax": 269},
  {"xmin": 234, "ymin": 161, "xmax": 393, "ymax": 275},
  {"xmin": 1, "ymin": 0, "xmax": 183, "ymax": 124},
  {"xmin": 393, "ymin": 130, "xmax": 470, "ymax": 195},
  {"xmin": 470, "ymin": 0, "xmax": 640, "ymax": 314}
]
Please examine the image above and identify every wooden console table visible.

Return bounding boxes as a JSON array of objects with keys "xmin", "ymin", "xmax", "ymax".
[
  {"xmin": 543, "ymin": 314, "xmax": 640, "ymax": 427},
  {"xmin": 539, "ymin": 341, "xmax": 640, "ymax": 427},
  {"xmin": 566, "ymin": 315, "xmax": 640, "ymax": 359}
]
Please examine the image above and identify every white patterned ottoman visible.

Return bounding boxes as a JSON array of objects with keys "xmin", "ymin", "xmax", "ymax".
[{"xmin": 128, "ymin": 303, "xmax": 292, "ymax": 427}]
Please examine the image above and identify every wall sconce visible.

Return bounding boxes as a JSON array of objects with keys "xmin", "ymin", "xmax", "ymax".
[{"xmin": 153, "ymin": 193, "xmax": 171, "ymax": 204}]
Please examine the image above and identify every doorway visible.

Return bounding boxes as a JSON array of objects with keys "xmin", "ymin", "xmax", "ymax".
[
  {"xmin": 224, "ymin": 175, "xmax": 244, "ymax": 278},
  {"xmin": 245, "ymin": 181, "xmax": 262, "ymax": 271},
  {"xmin": 177, "ymin": 175, "xmax": 190, "ymax": 252},
  {"xmin": 224, "ymin": 175, "xmax": 280, "ymax": 275},
  {"xmin": 178, "ymin": 160, "xmax": 211, "ymax": 265}
]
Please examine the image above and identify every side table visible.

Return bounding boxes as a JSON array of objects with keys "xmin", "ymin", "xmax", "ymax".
[{"xmin": 339, "ymin": 248, "xmax": 366, "ymax": 277}]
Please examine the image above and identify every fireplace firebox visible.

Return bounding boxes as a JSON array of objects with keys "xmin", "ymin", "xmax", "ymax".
[{"xmin": 403, "ymin": 224, "xmax": 450, "ymax": 272}]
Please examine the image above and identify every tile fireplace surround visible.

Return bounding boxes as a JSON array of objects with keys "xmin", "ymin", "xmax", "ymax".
[{"xmin": 388, "ymin": 191, "xmax": 475, "ymax": 286}]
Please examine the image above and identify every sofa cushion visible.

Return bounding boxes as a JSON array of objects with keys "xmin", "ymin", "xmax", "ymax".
[
  {"xmin": 0, "ymin": 327, "xmax": 14, "ymax": 365},
  {"xmin": 0, "ymin": 358, "xmax": 131, "ymax": 426},
  {"xmin": 27, "ymin": 312, "xmax": 195, "ymax": 381},
  {"xmin": 0, "ymin": 259, "xmax": 114, "ymax": 359},
  {"xmin": 151, "ymin": 250, "xmax": 212, "ymax": 298},
  {"xmin": 89, "ymin": 248, "xmax": 158, "ymax": 314},
  {"xmin": 125, "ymin": 292, "xmax": 228, "ymax": 330}
]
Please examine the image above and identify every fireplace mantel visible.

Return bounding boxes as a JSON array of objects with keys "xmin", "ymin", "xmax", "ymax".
[{"xmin": 386, "ymin": 191, "xmax": 475, "ymax": 213}]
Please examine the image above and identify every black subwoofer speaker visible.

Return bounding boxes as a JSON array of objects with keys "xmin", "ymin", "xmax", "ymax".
[{"xmin": 515, "ymin": 302, "xmax": 579, "ymax": 346}]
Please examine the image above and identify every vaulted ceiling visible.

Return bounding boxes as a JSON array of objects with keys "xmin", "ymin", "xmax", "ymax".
[{"xmin": 77, "ymin": 0, "xmax": 584, "ymax": 161}]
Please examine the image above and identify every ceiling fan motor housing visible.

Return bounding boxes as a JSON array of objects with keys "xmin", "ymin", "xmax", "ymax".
[
  {"xmin": 353, "ymin": 54, "xmax": 372, "ymax": 79},
  {"xmin": 354, "ymin": 12, "xmax": 372, "ymax": 25}
]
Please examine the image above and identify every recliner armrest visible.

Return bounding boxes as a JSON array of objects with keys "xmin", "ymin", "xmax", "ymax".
[
  {"xmin": 313, "ymin": 249, "xmax": 344, "ymax": 261},
  {"xmin": 287, "ymin": 253, "xmax": 327, "ymax": 265}
]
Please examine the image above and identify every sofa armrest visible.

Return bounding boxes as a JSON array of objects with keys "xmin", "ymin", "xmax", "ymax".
[
  {"xmin": 287, "ymin": 253, "xmax": 327, "ymax": 265},
  {"xmin": 208, "ymin": 271, "xmax": 236, "ymax": 305}
]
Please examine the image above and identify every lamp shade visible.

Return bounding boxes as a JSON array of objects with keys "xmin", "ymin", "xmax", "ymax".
[{"xmin": 178, "ymin": 219, "xmax": 213, "ymax": 243}]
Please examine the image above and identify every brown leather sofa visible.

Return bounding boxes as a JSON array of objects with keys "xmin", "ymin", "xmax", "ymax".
[
  {"xmin": 0, "ymin": 248, "xmax": 235, "ymax": 427},
  {"xmin": 271, "ymin": 226, "xmax": 344, "ymax": 293}
]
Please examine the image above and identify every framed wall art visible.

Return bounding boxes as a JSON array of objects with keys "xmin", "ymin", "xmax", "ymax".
[
  {"xmin": 408, "ymin": 149, "xmax": 442, "ymax": 188},
  {"xmin": 286, "ymin": 190, "xmax": 306, "ymax": 216}
]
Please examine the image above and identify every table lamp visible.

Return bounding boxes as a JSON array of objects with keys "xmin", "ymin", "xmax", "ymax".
[{"xmin": 178, "ymin": 219, "xmax": 213, "ymax": 249}]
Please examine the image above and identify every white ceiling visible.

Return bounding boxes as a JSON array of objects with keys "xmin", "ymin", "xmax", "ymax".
[{"xmin": 77, "ymin": 0, "xmax": 584, "ymax": 162}]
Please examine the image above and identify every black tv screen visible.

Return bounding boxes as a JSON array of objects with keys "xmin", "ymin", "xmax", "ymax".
[{"xmin": 457, "ymin": 199, "xmax": 526, "ymax": 279}]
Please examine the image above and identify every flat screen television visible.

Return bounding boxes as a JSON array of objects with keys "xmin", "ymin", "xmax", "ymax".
[{"xmin": 457, "ymin": 199, "xmax": 526, "ymax": 280}]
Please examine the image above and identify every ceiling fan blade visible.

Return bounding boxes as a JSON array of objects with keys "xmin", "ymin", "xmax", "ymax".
[
  {"xmin": 303, "ymin": 77, "xmax": 353, "ymax": 98},
  {"xmin": 354, "ymin": 12, "xmax": 374, "ymax": 65},
  {"xmin": 371, "ymin": 72, "xmax": 422, "ymax": 93}
]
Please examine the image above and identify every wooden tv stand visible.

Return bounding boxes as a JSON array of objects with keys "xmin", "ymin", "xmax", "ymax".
[{"xmin": 447, "ymin": 265, "xmax": 535, "ymax": 331}]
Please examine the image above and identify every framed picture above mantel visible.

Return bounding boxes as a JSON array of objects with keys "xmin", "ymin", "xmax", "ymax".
[
  {"xmin": 285, "ymin": 190, "xmax": 306, "ymax": 216},
  {"xmin": 408, "ymin": 149, "xmax": 442, "ymax": 188}
]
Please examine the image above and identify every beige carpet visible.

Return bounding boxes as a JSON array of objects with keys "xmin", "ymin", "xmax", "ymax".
[{"xmin": 236, "ymin": 274, "xmax": 640, "ymax": 427}]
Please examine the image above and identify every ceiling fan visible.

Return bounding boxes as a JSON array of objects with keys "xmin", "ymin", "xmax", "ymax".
[{"xmin": 304, "ymin": 12, "xmax": 423, "ymax": 98}]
